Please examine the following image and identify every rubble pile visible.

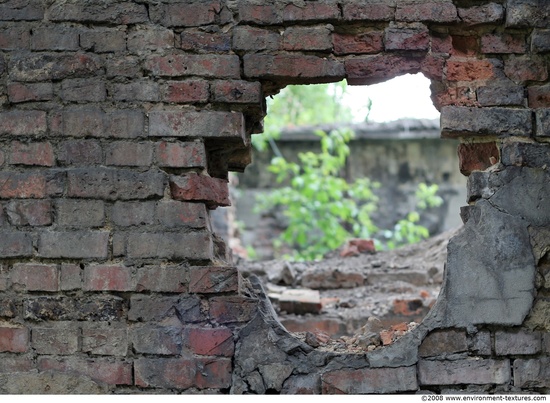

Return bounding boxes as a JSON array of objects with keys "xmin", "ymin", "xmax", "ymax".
[{"xmin": 237, "ymin": 226, "xmax": 460, "ymax": 350}]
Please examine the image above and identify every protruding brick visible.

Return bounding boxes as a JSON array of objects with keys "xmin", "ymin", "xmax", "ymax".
[
  {"xmin": 0, "ymin": 110, "xmax": 47, "ymax": 135},
  {"xmin": 38, "ymin": 357, "xmax": 132, "ymax": 386},
  {"xmin": 38, "ymin": 231, "xmax": 109, "ymax": 259},
  {"xmin": 105, "ymin": 141, "xmax": 154, "ymax": 166},
  {"xmin": 112, "ymin": 201, "xmax": 155, "ymax": 227},
  {"xmin": 161, "ymin": 80, "xmax": 210, "ymax": 104},
  {"xmin": 322, "ymin": 366, "xmax": 417, "ymax": 394},
  {"xmin": 145, "ymin": 54, "xmax": 240, "ymax": 79},
  {"xmin": 156, "ymin": 200, "xmax": 208, "ymax": 229},
  {"xmin": 333, "ymin": 31, "xmax": 384, "ymax": 55},
  {"xmin": 183, "ymin": 326, "xmax": 234, "ymax": 357},
  {"xmin": 126, "ymin": 231, "xmax": 213, "ymax": 261},
  {"xmin": 418, "ymin": 359, "xmax": 510, "ymax": 385},
  {"xmin": 457, "ymin": 142, "xmax": 500, "ymax": 175},
  {"xmin": 156, "ymin": 141, "xmax": 207, "ymax": 169},
  {"xmin": 6, "ymin": 200, "xmax": 52, "ymax": 226},
  {"xmin": 189, "ymin": 266, "xmax": 239, "ymax": 294},
  {"xmin": 32, "ymin": 323, "xmax": 79, "ymax": 355},
  {"xmin": 495, "ymin": 330, "xmax": 541, "ymax": 355},
  {"xmin": 10, "ymin": 141, "xmax": 55, "ymax": 167},
  {"xmin": 170, "ymin": 173, "xmax": 229, "ymax": 208},
  {"xmin": 7, "ymin": 82, "xmax": 53, "ymax": 103},
  {"xmin": 82, "ymin": 323, "xmax": 128, "ymax": 356},
  {"xmin": 84, "ymin": 264, "xmax": 134, "ymax": 291},
  {"xmin": 0, "ymin": 327, "xmax": 29, "ymax": 352},
  {"xmin": 283, "ymin": 26, "xmax": 333, "ymax": 51},
  {"xmin": 56, "ymin": 199, "xmax": 104, "ymax": 227}
]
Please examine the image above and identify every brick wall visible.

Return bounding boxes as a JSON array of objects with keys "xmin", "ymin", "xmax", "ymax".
[{"xmin": 0, "ymin": 0, "xmax": 549, "ymax": 394}]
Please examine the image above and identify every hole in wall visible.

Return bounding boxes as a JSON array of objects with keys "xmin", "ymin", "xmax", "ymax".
[{"xmin": 212, "ymin": 73, "xmax": 467, "ymax": 351}]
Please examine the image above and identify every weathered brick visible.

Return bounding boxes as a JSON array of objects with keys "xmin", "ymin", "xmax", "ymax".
[
  {"xmin": 105, "ymin": 141, "xmax": 153, "ymax": 166},
  {"xmin": 53, "ymin": 108, "xmax": 144, "ymax": 138},
  {"xmin": 67, "ymin": 168, "xmax": 165, "ymax": 200},
  {"xmin": 0, "ymin": 326, "xmax": 29, "ymax": 352},
  {"xmin": 441, "ymin": 106, "xmax": 532, "ymax": 138},
  {"xmin": 58, "ymin": 140, "xmax": 102, "ymax": 166},
  {"xmin": 322, "ymin": 366, "xmax": 417, "ymax": 394},
  {"xmin": 418, "ymin": 359, "xmax": 510, "ymax": 385},
  {"xmin": 0, "ymin": 110, "xmax": 47, "ymax": 135},
  {"xmin": 30, "ymin": 26, "xmax": 79, "ymax": 50},
  {"xmin": 10, "ymin": 141, "xmax": 55, "ymax": 167},
  {"xmin": 0, "ymin": 298, "xmax": 15, "ymax": 317},
  {"xmin": 342, "ymin": 2, "xmax": 395, "ymax": 21},
  {"xmin": 135, "ymin": 266, "xmax": 188, "ymax": 293},
  {"xmin": 283, "ymin": 2, "xmax": 340, "ymax": 21},
  {"xmin": 0, "ymin": 231, "xmax": 33, "ymax": 257},
  {"xmin": 24, "ymin": 296, "xmax": 125, "ymax": 322},
  {"xmin": 11, "ymin": 263, "xmax": 58, "ymax": 292},
  {"xmin": 49, "ymin": 1, "xmax": 147, "ymax": 24},
  {"xmin": 127, "ymin": 26, "xmax": 174, "ymax": 52},
  {"xmin": 457, "ymin": 142, "xmax": 500, "ymax": 175},
  {"xmin": 126, "ymin": 231, "xmax": 213, "ymax": 261},
  {"xmin": 149, "ymin": 110, "xmax": 245, "ymax": 141},
  {"xmin": 514, "ymin": 358, "xmax": 550, "ymax": 388},
  {"xmin": 183, "ymin": 326, "xmax": 234, "ymax": 357},
  {"xmin": 385, "ymin": 26, "xmax": 429, "ymax": 51},
  {"xmin": 504, "ymin": 55, "xmax": 548, "ymax": 82},
  {"xmin": 6, "ymin": 200, "xmax": 52, "ymax": 226},
  {"xmin": 345, "ymin": 54, "xmax": 421, "ymax": 85},
  {"xmin": 209, "ymin": 296, "xmax": 257, "ymax": 324},
  {"xmin": 238, "ymin": 3, "xmax": 281, "ymax": 25},
  {"xmin": 481, "ymin": 33, "xmax": 527, "ymax": 54},
  {"xmin": 212, "ymin": 80, "xmax": 261, "ymax": 105},
  {"xmin": 112, "ymin": 81, "xmax": 160, "ymax": 102},
  {"xmin": 112, "ymin": 201, "xmax": 155, "ymax": 227},
  {"xmin": 61, "ymin": 78, "xmax": 106, "ymax": 102},
  {"xmin": 244, "ymin": 54, "xmax": 345, "ymax": 83},
  {"xmin": 84, "ymin": 264, "xmax": 134, "ymax": 292},
  {"xmin": 145, "ymin": 54, "xmax": 240, "ymax": 79},
  {"xmin": 195, "ymin": 358, "xmax": 232, "ymax": 389},
  {"xmin": 170, "ymin": 173, "xmax": 229, "ymax": 208},
  {"xmin": 470, "ymin": 330, "xmax": 492, "ymax": 355},
  {"xmin": 528, "ymin": 84, "xmax": 550, "ymax": 107},
  {"xmin": 458, "ymin": 3, "xmax": 504, "ymax": 25},
  {"xmin": 32, "ymin": 323, "xmax": 79, "ymax": 355},
  {"xmin": 451, "ymin": 35, "xmax": 479, "ymax": 56},
  {"xmin": 419, "ymin": 329, "xmax": 468, "ymax": 357},
  {"xmin": 189, "ymin": 266, "xmax": 239, "ymax": 294},
  {"xmin": 38, "ymin": 231, "xmax": 109, "ymax": 259},
  {"xmin": 495, "ymin": 330, "xmax": 541, "ymax": 355},
  {"xmin": 532, "ymin": 29, "xmax": 550, "ymax": 53},
  {"xmin": 446, "ymin": 58, "xmax": 500, "ymax": 81},
  {"xmin": 180, "ymin": 30, "xmax": 231, "ymax": 52},
  {"xmin": 151, "ymin": 2, "xmax": 220, "ymax": 27},
  {"xmin": 0, "ymin": 356, "xmax": 33, "ymax": 373},
  {"xmin": 232, "ymin": 26, "xmax": 281, "ymax": 51},
  {"xmin": 7, "ymin": 82, "xmax": 53, "ymax": 103},
  {"xmin": 82, "ymin": 322, "xmax": 128, "ymax": 356},
  {"xmin": 477, "ymin": 82, "xmax": 525, "ymax": 106},
  {"xmin": 156, "ymin": 141, "xmax": 207, "ymax": 169},
  {"xmin": 131, "ymin": 325, "xmax": 182, "ymax": 355},
  {"xmin": 128, "ymin": 295, "xmax": 201, "ymax": 323},
  {"xmin": 80, "ymin": 28, "xmax": 126, "ymax": 53},
  {"xmin": 9, "ymin": 52, "xmax": 102, "ymax": 82},
  {"xmin": 536, "ymin": 109, "xmax": 550, "ymax": 137},
  {"xmin": 0, "ymin": 1, "xmax": 44, "ymax": 21},
  {"xmin": 59, "ymin": 264, "xmax": 82, "ymax": 291},
  {"xmin": 396, "ymin": 2, "xmax": 457, "ymax": 23},
  {"xmin": 283, "ymin": 26, "xmax": 332, "ymax": 51},
  {"xmin": 135, "ymin": 357, "xmax": 197, "ymax": 389},
  {"xmin": 56, "ymin": 199, "xmax": 104, "ymax": 227},
  {"xmin": 106, "ymin": 56, "xmax": 141, "ymax": 78},
  {"xmin": 38, "ymin": 357, "xmax": 132, "ymax": 386},
  {"xmin": 0, "ymin": 172, "xmax": 46, "ymax": 199},
  {"xmin": 156, "ymin": 200, "xmax": 208, "ymax": 229},
  {"xmin": 333, "ymin": 31, "xmax": 384, "ymax": 55},
  {"xmin": 0, "ymin": 25, "xmax": 30, "ymax": 49},
  {"xmin": 161, "ymin": 80, "xmax": 210, "ymax": 104},
  {"xmin": 506, "ymin": 0, "xmax": 550, "ymax": 28}
]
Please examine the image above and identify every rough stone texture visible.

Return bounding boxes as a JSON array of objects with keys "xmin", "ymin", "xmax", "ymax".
[{"xmin": 418, "ymin": 359, "xmax": 511, "ymax": 385}]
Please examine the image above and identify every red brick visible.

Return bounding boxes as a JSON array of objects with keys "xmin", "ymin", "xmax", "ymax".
[
  {"xmin": 105, "ymin": 141, "xmax": 153, "ymax": 167},
  {"xmin": 30, "ymin": 26, "xmax": 79, "ymax": 51},
  {"xmin": 7, "ymin": 82, "xmax": 53, "ymax": 103},
  {"xmin": 6, "ymin": 199, "xmax": 52, "ymax": 226},
  {"xmin": 156, "ymin": 141, "xmax": 207, "ymax": 168},
  {"xmin": 32, "ymin": 324, "xmax": 79, "ymax": 354},
  {"xmin": 11, "ymin": 263, "xmax": 57, "ymax": 291},
  {"xmin": 184, "ymin": 326, "xmax": 234, "ymax": 357},
  {"xmin": 283, "ymin": 26, "xmax": 333, "ymax": 51},
  {"xmin": 345, "ymin": 54, "xmax": 421, "ymax": 85},
  {"xmin": 58, "ymin": 140, "xmax": 102, "ymax": 166},
  {"xmin": 135, "ymin": 357, "xmax": 197, "ymax": 389},
  {"xmin": 446, "ymin": 58, "xmax": 499, "ymax": 81},
  {"xmin": 127, "ymin": 26, "xmax": 174, "ymax": 52},
  {"xmin": 385, "ymin": 27, "xmax": 429, "ymax": 51},
  {"xmin": 481, "ymin": 33, "xmax": 527, "ymax": 54},
  {"xmin": 342, "ymin": 3, "xmax": 395, "ymax": 21},
  {"xmin": 156, "ymin": 200, "xmax": 208, "ymax": 229},
  {"xmin": 170, "ymin": 173, "xmax": 229, "ymax": 208},
  {"xmin": 0, "ymin": 110, "xmax": 47, "ymax": 135},
  {"xmin": 209, "ymin": 296, "xmax": 257, "ymax": 324},
  {"xmin": 211, "ymin": 80, "xmax": 262, "ymax": 104},
  {"xmin": 505, "ymin": 56, "xmax": 548, "ymax": 82},
  {"xmin": 392, "ymin": 298, "xmax": 424, "ymax": 316},
  {"xmin": 151, "ymin": 2, "xmax": 220, "ymax": 27},
  {"xmin": 396, "ymin": 2, "xmax": 457, "ymax": 23},
  {"xmin": 135, "ymin": 266, "xmax": 188, "ymax": 293},
  {"xmin": 161, "ymin": 80, "xmax": 210, "ymax": 103},
  {"xmin": 458, "ymin": 142, "xmax": 500, "ymax": 175},
  {"xmin": 322, "ymin": 366, "xmax": 417, "ymax": 394},
  {"xmin": 80, "ymin": 28, "xmax": 126, "ymax": 53},
  {"xmin": 333, "ymin": 31, "xmax": 384, "ymax": 55},
  {"xmin": 528, "ymin": 84, "xmax": 550, "ymax": 107},
  {"xmin": 81, "ymin": 323, "xmax": 128, "ymax": 356},
  {"xmin": 421, "ymin": 54, "xmax": 445, "ymax": 81},
  {"xmin": 195, "ymin": 358, "xmax": 232, "ymax": 389},
  {"xmin": 283, "ymin": 2, "xmax": 340, "ymax": 21},
  {"xmin": 431, "ymin": 34, "xmax": 453, "ymax": 54},
  {"xmin": 145, "ymin": 54, "xmax": 240, "ymax": 79},
  {"xmin": 84, "ymin": 264, "xmax": 134, "ymax": 291},
  {"xmin": 10, "ymin": 141, "xmax": 54, "ymax": 167},
  {"xmin": 244, "ymin": 54, "xmax": 345, "ymax": 83},
  {"xmin": 0, "ymin": 326, "xmax": 29, "ymax": 352},
  {"xmin": 238, "ymin": 3, "xmax": 281, "ymax": 25},
  {"xmin": 0, "ymin": 26, "xmax": 30, "ymax": 49},
  {"xmin": 38, "ymin": 357, "xmax": 132, "ymax": 385},
  {"xmin": 451, "ymin": 35, "xmax": 479, "ymax": 56},
  {"xmin": 189, "ymin": 266, "xmax": 239, "ymax": 294},
  {"xmin": 458, "ymin": 3, "xmax": 504, "ymax": 25},
  {"xmin": 180, "ymin": 31, "xmax": 231, "ymax": 52},
  {"xmin": 0, "ymin": 172, "xmax": 46, "ymax": 198},
  {"xmin": 232, "ymin": 26, "xmax": 281, "ymax": 51}
]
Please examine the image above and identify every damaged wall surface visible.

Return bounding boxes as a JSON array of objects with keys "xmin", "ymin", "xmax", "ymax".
[{"xmin": 0, "ymin": 0, "xmax": 550, "ymax": 394}]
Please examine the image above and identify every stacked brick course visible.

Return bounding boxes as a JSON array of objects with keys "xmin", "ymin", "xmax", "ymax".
[{"xmin": 0, "ymin": 0, "xmax": 549, "ymax": 394}]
